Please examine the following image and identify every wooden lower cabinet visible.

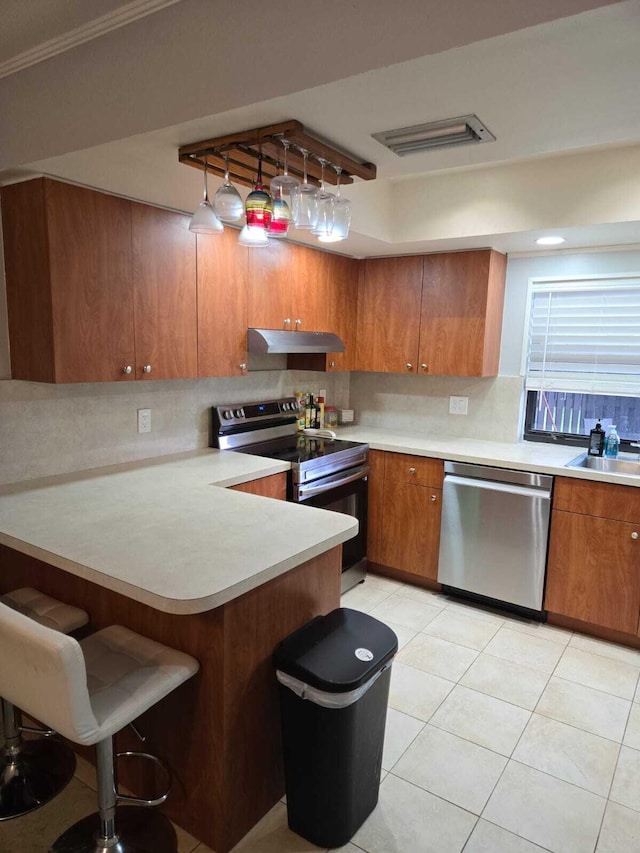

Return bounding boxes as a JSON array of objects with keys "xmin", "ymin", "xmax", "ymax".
[
  {"xmin": 380, "ymin": 480, "xmax": 442, "ymax": 580},
  {"xmin": 367, "ymin": 450, "xmax": 443, "ymax": 582},
  {"xmin": 545, "ymin": 477, "xmax": 640, "ymax": 637},
  {"xmin": 230, "ymin": 473, "xmax": 287, "ymax": 500}
]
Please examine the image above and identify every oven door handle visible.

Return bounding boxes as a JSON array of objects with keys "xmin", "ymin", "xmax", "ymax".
[{"xmin": 297, "ymin": 464, "xmax": 370, "ymax": 500}]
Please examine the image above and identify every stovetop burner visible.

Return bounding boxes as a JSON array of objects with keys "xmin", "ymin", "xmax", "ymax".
[{"xmin": 235, "ymin": 434, "xmax": 365, "ymax": 466}]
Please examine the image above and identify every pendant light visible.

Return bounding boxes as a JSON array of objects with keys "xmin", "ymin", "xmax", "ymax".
[{"xmin": 189, "ymin": 159, "xmax": 223, "ymax": 235}]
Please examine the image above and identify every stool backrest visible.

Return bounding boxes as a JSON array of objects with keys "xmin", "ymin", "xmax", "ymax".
[{"xmin": 0, "ymin": 601, "xmax": 99, "ymax": 744}]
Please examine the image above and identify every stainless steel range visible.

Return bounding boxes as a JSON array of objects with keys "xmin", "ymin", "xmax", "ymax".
[{"xmin": 211, "ymin": 398, "xmax": 369, "ymax": 592}]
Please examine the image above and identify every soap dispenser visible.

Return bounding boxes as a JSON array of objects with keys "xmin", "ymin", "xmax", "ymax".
[
  {"xmin": 588, "ymin": 420, "xmax": 606, "ymax": 456},
  {"xmin": 604, "ymin": 425, "xmax": 620, "ymax": 458}
]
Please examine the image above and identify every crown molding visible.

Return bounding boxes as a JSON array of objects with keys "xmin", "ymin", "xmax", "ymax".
[{"xmin": 0, "ymin": 0, "xmax": 183, "ymax": 80}]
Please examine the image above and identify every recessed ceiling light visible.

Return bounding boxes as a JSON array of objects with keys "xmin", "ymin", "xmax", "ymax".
[{"xmin": 536, "ymin": 236, "xmax": 566, "ymax": 246}]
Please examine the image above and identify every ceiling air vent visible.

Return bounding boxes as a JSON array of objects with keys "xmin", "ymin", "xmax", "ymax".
[{"xmin": 371, "ymin": 114, "xmax": 495, "ymax": 156}]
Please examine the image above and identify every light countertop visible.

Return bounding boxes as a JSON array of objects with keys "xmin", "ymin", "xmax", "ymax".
[
  {"xmin": 0, "ymin": 450, "xmax": 357, "ymax": 615},
  {"xmin": 336, "ymin": 426, "xmax": 640, "ymax": 487}
]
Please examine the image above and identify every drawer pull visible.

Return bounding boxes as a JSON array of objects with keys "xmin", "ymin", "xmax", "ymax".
[
  {"xmin": 430, "ymin": 494, "xmax": 437, "ymax": 502},
  {"xmin": 409, "ymin": 467, "xmax": 416, "ymax": 475},
  {"xmin": 632, "ymin": 532, "xmax": 639, "ymax": 540}
]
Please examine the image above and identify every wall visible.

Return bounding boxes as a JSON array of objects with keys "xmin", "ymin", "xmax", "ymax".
[
  {"xmin": 349, "ymin": 248, "xmax": 640, "ymax": 442},
  {"xmin": 0, "ymin": 371, "xmax": 349, "ymax": 486}
]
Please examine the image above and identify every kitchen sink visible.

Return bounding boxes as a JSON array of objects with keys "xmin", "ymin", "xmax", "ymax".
[{"xmin": 565, "ymin": 451, "xmax": 640, "ymax": 476}]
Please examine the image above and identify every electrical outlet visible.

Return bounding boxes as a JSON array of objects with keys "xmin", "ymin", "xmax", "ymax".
[
  {"xmin": 137, "ymin": 408, "xmax": 151, "ymax": 433},
  {"xmin": 449, "ymin": 395, "xmax": 469, "ymax": 415}
]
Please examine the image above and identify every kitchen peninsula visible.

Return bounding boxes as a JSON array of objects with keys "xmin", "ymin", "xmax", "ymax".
[{"xmin": 0, "ymin": 449, "xmax": 358, "ymax": 852}]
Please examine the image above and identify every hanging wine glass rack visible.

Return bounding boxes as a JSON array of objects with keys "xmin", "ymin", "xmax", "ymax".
[{"xmin": 178, "ymin": 120, "xmax": 376, "ymax": 189}]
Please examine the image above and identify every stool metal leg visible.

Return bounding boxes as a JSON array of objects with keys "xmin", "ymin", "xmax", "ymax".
[
  {"xmin": 50, "ymin": 736, "xmax": 177, "ymax": 853},
  {"xmin": 0, "ymin": 698, "xmax": 76, "ymax": 821}
]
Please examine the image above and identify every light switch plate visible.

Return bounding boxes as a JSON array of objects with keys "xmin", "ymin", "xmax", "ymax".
[
  {"xmin": 449, "ymin": 395, "xmax": 468, "ymax": 415},
  {"xmin": 137, "ymin": 408, "xmax": 151, "ymax": 433}
]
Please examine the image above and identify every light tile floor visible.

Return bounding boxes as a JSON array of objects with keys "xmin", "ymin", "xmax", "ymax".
[{"xmin": 4, "ymin": 573, "xmax": 640, "ymax": 852}]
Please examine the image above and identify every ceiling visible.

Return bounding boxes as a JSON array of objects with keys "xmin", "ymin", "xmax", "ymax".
[{"xmin": 2, "ymin": 0, "xmax": 639, "ymax": 258}]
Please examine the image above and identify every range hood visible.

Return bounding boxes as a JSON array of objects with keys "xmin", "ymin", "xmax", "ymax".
[{"xmin": 247, "ymin": 328, "xmax": 345, "ymax": 354}]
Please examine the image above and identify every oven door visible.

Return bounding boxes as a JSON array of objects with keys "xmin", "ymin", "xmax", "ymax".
[{"xmin": 295, "ymin": 464, "xmax": 369, "ymax": 592}]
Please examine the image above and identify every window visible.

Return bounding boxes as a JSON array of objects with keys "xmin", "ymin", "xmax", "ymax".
[{"xmin": 522, "ymin": 274, "xmax": 640, "ymax": 448}]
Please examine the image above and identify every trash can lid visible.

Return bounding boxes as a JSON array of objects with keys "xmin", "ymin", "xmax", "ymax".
[{"xmin": 273, "ymin": 608, "xmax": 398, "ymax": 693}]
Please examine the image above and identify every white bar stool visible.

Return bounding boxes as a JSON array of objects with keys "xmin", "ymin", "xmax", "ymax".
[
  {"xmin": 0, "ymin": 587, "xmax": 89, "ymax": 821},
  {"xmin": 0, "ymin": 601, "xmax": 199, "ymax": 853}
]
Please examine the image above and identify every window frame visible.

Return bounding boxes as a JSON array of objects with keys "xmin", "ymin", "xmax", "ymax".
[{"xmin": 521, "ymin": 272, "xmax": 640, "ymax": 450}]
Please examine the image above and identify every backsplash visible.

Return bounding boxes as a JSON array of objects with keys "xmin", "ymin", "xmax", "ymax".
[
  {"xmin": 349, "ymin": 373, "xmax": 524, "ymax": 442},
  {"xmin": 0, "ymin": 371, "xmax": 350, "ymax": 486}
]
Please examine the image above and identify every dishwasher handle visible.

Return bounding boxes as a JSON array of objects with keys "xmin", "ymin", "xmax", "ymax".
[{"xmin": 444, "ymin": 474, "xmax": 552, "ymax": 501}]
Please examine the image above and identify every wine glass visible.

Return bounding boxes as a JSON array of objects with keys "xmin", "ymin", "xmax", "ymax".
[
  {"xmin": 245, "ymin": 153, "xmax": 272, "ymax": 231},
  {"xmin": 213, "ymin": 152, "xmax": 244, "ymax": 223},
  {"xmin": 268, "ymin": 188, "xmax": 292, "ymax": 238},
  {"xmin": 189, "ymin": 159, "xmax": 223, "ymax": 235},
  {"xmin": 270, "ymin": 138, "xmax": 300, "ymax": 205},
  {"xmin": 318, "ymin": 165, "xmax": 351, "ymax": 242},
  {"xmin": 310, "ymin": 158, "xmax": 335, "ymax": 238},
  {"xmin": 238, "ymin": 224, "xmax": 270, "ymax": 247},
  {"xmin": 290, "ymin": 147, "xmax": 318, "ymax": 230}
]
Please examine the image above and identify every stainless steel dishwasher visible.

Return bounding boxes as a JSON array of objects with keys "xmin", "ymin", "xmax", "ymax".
[{"xmin": 437, "ymin": 461, "xmax": 553, "ymax": 616}]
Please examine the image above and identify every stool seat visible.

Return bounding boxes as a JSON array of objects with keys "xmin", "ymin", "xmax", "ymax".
[
  {"xmin": 1, "ymin": 587, "xmax": 88, "ymax": 633},
  {"xmin": 0, "ymin": 602, "xmax": 199, "ymax": 852},
  {"xmin": 0, "ymin": 588, "xmax": 89, "ymax": 822}
]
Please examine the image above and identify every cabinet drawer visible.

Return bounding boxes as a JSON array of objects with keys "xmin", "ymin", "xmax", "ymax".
[
  {"xmin": 554, "ymin": 476, "xmax": 640, "ymax": 524},
  {"xmin": 384, "ymin": 453, "xmax": 444, "ymax": 488}
]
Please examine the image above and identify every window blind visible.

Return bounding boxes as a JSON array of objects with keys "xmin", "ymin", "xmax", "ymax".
[{"xmin": 524, "ymin": 277, "xmax": 640, "ymax": 397}]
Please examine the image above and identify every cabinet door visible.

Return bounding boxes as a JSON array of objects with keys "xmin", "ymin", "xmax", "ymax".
[
  {"xmin": 132, "ymin": 204, "xmax": 197, "ymax": 380},
  {"xmin": 197, "ymin": 229, "xmax": 248, "ymax": 377},
  {"xmin": 366, "ymin": 450, "xmax": 386, "ymax": 565},
  {"xmin": 380, "ymin": 480, "xmax": 442, "ymax": 580},
  {"xmin": 357, "ymin": 257, "xmax": 423, "ymax": 373},
  {"xmin": 545, "ymin": 509, "xmax": 640, "ymax": 634},
  {"xmin": 247, "ymin": 241, "xmax": 294, "ymax": 330},
  {"xmin": 418, "ymin": 250, "xmax": 506, "ymax": 377},
  {"xmin": 46, "ymin": 180, "xmax": 136, "ymax": 383},
  {"xmin": 290, "ymin": 243, "xmax": 328, "ymax": 332},
  {"xmin": 326, "ymin": 254, "xmax": 359, "ymax": 372}
]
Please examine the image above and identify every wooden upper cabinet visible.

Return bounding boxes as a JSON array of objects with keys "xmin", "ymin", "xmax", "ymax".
[
  {"xmin": 325, "ymin": 254, "xmax": 359, "ymax": 372},
  {"xmin": 356, "ymin": 256, "xmax": 424, "ymax": 373},
  {"xmin": 247, "ymin": 240, "xmax": 293, "ymax": 330},
  {"xmin": 290, "ymin": 243, "xmax": 328, "ymax": 332},
  {"xmin": 131, "ymin": 204, "xmax": 197, "ymax": 380},
  {"xmin": 197, "ymin": 229, "xmax": 248, "ymax": 377},
  {"xmin": 247, "ymin": 241, "xmax": 330, "ymax": 332},
  {"xmin": 2, "ymin": 178, "xmax": 135, "ymax": 383},
  {"xmin": 419, "ymin": 249, "xmax": 506, "ymax": 377}
]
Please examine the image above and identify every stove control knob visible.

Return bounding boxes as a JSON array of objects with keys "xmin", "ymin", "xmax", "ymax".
[
  {"xmin": 281, "ymin": 402, "xmax": 289, "ymax": 411},
  {"xmin": 223, "ymin": 410, "xmax": 234, "ymax": 420},
  {"xmin": 234, "ymin": 409, "xmax": 244, "ymax": 418}
]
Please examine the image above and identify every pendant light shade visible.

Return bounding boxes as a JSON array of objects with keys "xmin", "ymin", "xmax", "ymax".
[{"xmin": 238, "ymin": 225, "xmax": 270, "ymax": 247}]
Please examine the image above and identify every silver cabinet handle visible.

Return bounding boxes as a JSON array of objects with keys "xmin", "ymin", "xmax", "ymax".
[
  {"xmin": 239, "ymin": 363, "xmax": 247, "ymax": 371},
  {"xmin": 284, "ymin": 318, "xmax": 291, "ymax": 326},
  {"xmin": 329, "ymin": 360, "xmax": 336, "ymax": 368},
  {"xmin": 295, "ymin": 318, "xmax": 302, "ymax": 326},
  {"xmin": 406, "ymin": 363, "xmax": 413, "ymax": 371},
  {"xmin": 122, "ymin": 365, "xmax": 132, "ymax": 375},
  {"xmin": 430, "ymin": 494, "xmax": 437, "ymax": 502},
  {"xmin": 421, "ymin": 363, "xmax": 428, "ymax": 371},
  {"xmin": 143, "ymin": 364, "xmax": 152, "ymax": 374},
  {"xmin": 409, "ymin": 467, "xmax": 416, "ymax": 475},
  {"xmin": 632, "ymin": 532, "xmax": 638, "ymax": 540}
]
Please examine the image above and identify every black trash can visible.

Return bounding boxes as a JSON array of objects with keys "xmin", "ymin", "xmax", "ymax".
[{"xmin": 273, "ymin": 607, "xmax": 398, "ymax": 849}]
